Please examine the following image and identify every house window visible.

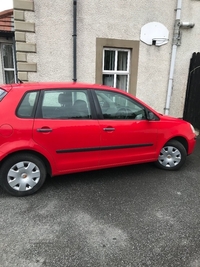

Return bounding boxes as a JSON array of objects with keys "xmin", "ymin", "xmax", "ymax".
[
  {"xmin": 96, "ymin": 38, "xmax": 139, "ymax": 96},
  {"xmin": 1, "ymin": 43, "xmax": 16, "ymax": 84},
  {"xmin": 103, "ymin": 48, "xmax": 130, "ymax": 92}
]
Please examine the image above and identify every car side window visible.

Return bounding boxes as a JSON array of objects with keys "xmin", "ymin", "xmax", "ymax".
[
  {"xmin": 41, "ymin": 89, "xmax": 91, "ymax": 119},
  {"xmin": 95, "ymin": 90, "xmax": 146, "ymax": 120},
  {"xmin": 17, "ymin": 91, "xmax": 38, "ymax": 118}
]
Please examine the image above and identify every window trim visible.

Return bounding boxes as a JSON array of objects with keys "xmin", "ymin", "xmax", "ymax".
[
  {"xmin": 1, "ymin": 43, "xmax": 17, "ymax": 84},
  {"xmin": 102, "ymin": 48, "xmax": 130, "ymax": 92},
  {"xmin": 96, "ymin": 38, "xmax": 139, "ymax": 95}
]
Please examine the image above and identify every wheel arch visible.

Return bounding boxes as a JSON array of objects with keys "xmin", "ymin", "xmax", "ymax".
[
  {"xmin": 0, "ymin": 150, "xmax": 52, "ymax": 177},
  {"xmin": 165, "ymin": 136, "xmax": 188, "ymax": 154}
]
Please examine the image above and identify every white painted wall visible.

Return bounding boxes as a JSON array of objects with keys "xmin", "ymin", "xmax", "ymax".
[
  {"xmin": 27, "ymin": 0, "xmax": 200, "ymax": 117},
  {"xmin": 170, "ymin": 0, "xmax": 200, "ymax": 117}
]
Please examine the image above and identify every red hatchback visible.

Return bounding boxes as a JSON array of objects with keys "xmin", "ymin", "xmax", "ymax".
[{"xmin": 0, "ymin": 82, "xmax": 196, "ymax": 196}]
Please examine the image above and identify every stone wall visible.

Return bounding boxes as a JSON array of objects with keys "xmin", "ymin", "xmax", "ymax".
[{"xmin": 13, "ymin": 0, "xmax": 36, "ymax": 81}]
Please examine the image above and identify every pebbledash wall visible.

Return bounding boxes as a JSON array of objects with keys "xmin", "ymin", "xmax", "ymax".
[{"xmin": 13, "ymin": 0, "xmax": 200, "ymax": 117}]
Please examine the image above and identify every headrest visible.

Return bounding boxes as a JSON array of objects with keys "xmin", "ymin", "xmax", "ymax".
[
  {"xmin": 58, "ymin": 93, "xmax": 71, "ymax": 105},
  {"xmin": 73, "ymin": 100, "xmax": 88, "ymax": 111}
]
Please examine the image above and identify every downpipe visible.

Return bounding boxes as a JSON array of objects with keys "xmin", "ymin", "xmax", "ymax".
[
  {"xmin": 72, "ymin": 0, "xmax": 77, "ymax": 82},
  {"xmin": 164, "ymin": 0, "xmax": 182, "ymax": 115}
]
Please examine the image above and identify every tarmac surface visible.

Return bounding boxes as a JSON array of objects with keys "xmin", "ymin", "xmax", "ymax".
[{"xmin": 0, "ymin": 137, "xmax": 200, "ymax": 267}]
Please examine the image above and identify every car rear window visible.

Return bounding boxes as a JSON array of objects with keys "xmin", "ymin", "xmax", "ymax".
[{"xmin": 0, "ymin": 88, "xmax": 7, "ymax": 101}]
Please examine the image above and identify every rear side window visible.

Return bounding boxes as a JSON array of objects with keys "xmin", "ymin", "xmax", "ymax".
[
  {"xmin": 40, "ymin": 89, "xmax": 91, "ymax": 119},
  {"xmin": 17, "ymin": 92, "xmax": 38, "ymax": 118},
  {"xmin": 0, "ymin": 88, "xmax": 7, "ymax": 101}
]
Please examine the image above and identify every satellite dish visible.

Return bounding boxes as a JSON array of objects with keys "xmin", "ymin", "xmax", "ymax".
[{"xmin": 140, "ymin": 22, "xmax": 169, "ymax": 46}]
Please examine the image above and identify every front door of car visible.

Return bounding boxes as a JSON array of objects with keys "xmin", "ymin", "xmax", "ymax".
[
  {"xmin": 94, "ymin": 90, "xmax": 158, "ymax": 167},
  {"xmin": 33, "ymin": 89, "xmax": 100, "ymax": 173}
]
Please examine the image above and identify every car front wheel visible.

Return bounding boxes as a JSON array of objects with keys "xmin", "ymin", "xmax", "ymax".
[
  {"xmin": 155, "ymin": 140, "xmax": 187, "ymax": 170},
  {"xmin": 0, "ymin": 153, "xmax": 47, "ymax": 196}
]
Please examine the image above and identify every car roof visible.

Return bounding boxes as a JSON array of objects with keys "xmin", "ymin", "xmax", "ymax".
[
  {"xmin": 0, "ymin": 82, "xmax": 161, "ymax": 115},
  {"xmin": 0, "ymin": 82, "xmax": 122, "ymax": 92}
]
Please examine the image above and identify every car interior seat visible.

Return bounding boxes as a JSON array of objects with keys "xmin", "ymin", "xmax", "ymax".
[
  {"xmin": 73, "ymin": 99, "xmax": 89, "ymax": 118},
  {"xmin": 58, "ymin": 93, "xmax": 72, "ymax": 107},
  {"xmin": 58, "ymin": 92, "xmax": 73, "ymax": 118}
]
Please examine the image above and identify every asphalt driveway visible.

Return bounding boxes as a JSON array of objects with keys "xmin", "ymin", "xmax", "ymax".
[{"xmin": 0, "ymin": 137, "xmax": 200, "ymax": 267}]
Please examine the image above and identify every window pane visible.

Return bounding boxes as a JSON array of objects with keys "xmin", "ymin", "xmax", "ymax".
[
  {"xmin": 117, "ymin": 75, "xmax": 128, "ymax": 91},
  {"xmin": 17, "ymin": 92, "xmax": 37, "ymax": 118},
  {"xmin": 72, "ymin": 90, "xmax": 91, "ymax": 119},
  {"xmin": 43, "ymin": 91, "xmax": 61, "ymax": 107},
  {"xmin": 5, "ymin": 71, "xmax": 15, "ymax": 84},
  {"xmin": 95, "ymin": 90, "xmax": 118, "ymax": 119},
  {"xmin": 42, "ymin": 90, "xmax": 91, "ymax": 119},
  {"xmin": 95, "ymin": 90, "xmax": 146, "ymax": 120},
  {"xmin": 103, "ymin": 74, "xmax": 114, "ymax": 87},
  {"xmin": 104, "ymin": 50, "xmax": 115, "ymax": 70},
  {"xmin": 0, "ymin": 89, "xmax": 7, "ymax": 101},
  {"xmin": 117, "ymin": 51, "xmax": 128, "ymax": 71},
  {"xmin": 3, "ymin": 44, "xmax": 14, "ymax": 68}
]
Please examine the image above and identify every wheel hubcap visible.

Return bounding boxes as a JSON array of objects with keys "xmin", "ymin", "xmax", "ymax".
[
  {"xmin": 7, "ymin": 161, "xmax": 41, "ymax": 191},
  {"xmin": 158, "ymin": 146, "xmax": 181, "ymax": 168}
]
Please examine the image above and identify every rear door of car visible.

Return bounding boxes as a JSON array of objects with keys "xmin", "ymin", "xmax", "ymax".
[
  {"xmin": 32, "ymin": 88, "xmax": 100, "ymax": 174},
  {"xmin": 92, "ymin": 89, "xmax": 159, "ymax": 167}
]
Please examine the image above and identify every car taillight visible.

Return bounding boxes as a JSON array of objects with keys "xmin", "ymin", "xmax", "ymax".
[{"xmin": 0, "ymin": 88, "xmax": 7, "ymax": 101}]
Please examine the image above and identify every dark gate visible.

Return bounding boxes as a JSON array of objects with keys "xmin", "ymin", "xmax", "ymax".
[{"xmin": 183, "ymin": 52, "xmax": 200, "ymax": 129}]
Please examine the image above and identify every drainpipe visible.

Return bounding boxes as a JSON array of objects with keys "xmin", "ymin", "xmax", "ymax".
[
  {"xmin": 72, "ymin": 0, "xmax": 77, "ymax": 82},
  {"xmin": 164, "ymin": 0, "xmax": 182, "ymax": 115}
]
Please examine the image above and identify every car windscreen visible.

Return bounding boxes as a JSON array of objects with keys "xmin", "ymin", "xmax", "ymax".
[{"xmin": 0, "ymin": 88, "xmax": 7, "ymax": 101}]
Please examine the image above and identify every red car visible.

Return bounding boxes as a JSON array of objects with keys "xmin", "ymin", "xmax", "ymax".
[{"xmin": 0, "ymin": 82, "xmax": 196, "ymax": 196}]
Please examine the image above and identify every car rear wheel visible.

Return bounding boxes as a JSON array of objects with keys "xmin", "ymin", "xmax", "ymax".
[
  {"xmin": 155, "ymin": 140, "xmax": 187, "ymax": 170},
  {"xmin": 0, "ymin": 153, "xmax": 46, "ymax": 196}
]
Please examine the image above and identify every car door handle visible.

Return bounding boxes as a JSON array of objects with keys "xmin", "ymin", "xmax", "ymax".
[
  {"xmin": 103, "ymin": 127, "xmax": 115, "ymax": 131},
  {"xmin": 37, "ymin": 128, "xmax": 53, "ymax": 132}
]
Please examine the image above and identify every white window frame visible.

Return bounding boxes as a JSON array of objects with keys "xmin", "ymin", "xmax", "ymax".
[
  {"xmin": 1, "ymin": 43, "xmax": 17, "ymax": 84},
  {"xmin": 102, "ymin": 48, "xmax": 131, "ymax": 92}
]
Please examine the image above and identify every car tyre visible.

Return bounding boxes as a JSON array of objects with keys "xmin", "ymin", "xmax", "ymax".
[
  {"xmin": 0, "ymin": 153, "xmax": 46, "ymax": 196},
  {"xmin": 155, "ymin": 140, "xmax": 187, "ymax": 170}
]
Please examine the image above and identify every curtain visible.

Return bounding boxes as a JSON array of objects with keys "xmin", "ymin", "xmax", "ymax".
[
  {"xmin": 117, "ymin": 75, "xmax": 127, "ymax": 91},
  {"xmin": 3, "ymin": 44, "xmax": 14, "ymax": 68},
  {"xmin": 117, "ymin": 51, "xmax": 128, "ymax": 71}
]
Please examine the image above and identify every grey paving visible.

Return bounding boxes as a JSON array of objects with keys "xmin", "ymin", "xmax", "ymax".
[{"xmin": 0, "ymin": 137, "xmax": 200, "ymax": 267}]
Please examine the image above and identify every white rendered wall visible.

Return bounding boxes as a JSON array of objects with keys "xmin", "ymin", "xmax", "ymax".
[
  {"xmin": 169, "ymin": 0, "xmax": 200, "ymax": 117},
  {"xmin": 27, "ymin": 0, "xmax": 199, "ymax": 116}
]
